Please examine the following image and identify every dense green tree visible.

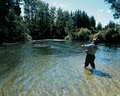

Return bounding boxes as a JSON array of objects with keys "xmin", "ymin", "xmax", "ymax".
[
  {"xmin": 105, "ymin": 0, "xmax": 120, "ymax": 19},
  {"xmin": 64, "ymin": 13, "xmax": 74, "ymax": 40},
  {"xmin": 1, "ymin": 0, "xmax": 119, "ymax": 44},
  {"xmin": 63, "ymin": 11, "xmax": 73, "ymax": 33},
  {"xmin": 37, "ymin": 2, "xmax": 50, "ymax": 39},
  {"xmin": 81, "ymin": 11, "xmax": 90, "ymax": 28},
  {"xmin": 96, "ymin": 22, "xmax": 102, "ymax": 30},
  {"xmin": 0, "ymin": 0, "xmax": 9, "ymax": 43},
  {"xmin": 49, "ymin": 7, "xmax": 56, "ymax": 38},
  {"xmin": 104, "ymin": 21, "xmax": 116, "ymax": 29},
  {"xmin": 24, "ymin": 0, "xmax": 32, "ymax": 21},
  {"xmin": 104, "ymin": 28, "xmax": 119, "ymax": 43},
  {"xmin": 55, "ymin": 8, "xmax": 65, "ymax": 38},
  {"xmin": 0, "ymin": 0, "xmax": 15, "ymax": 43},
  {"xmin": 89, "ymin": 16, "xmax": 96, "ymax": 28},
  {"xmin": 72, "ymin": 10, "xmax": 95, "ymax": 29},
  {"xmin": 65, "ymin": 17, "xmax": 74, "ymax": 35},
  {"xmin": 72, "ymin": 10, "xmax": 82, "ymax": 28},
  {"xmin": 0, "ymin": 0, "xmax": 28, "ymax": 43},
  {"xmin": 94, "ymin": 28, "xmax": 120, "ymax": 43},
  {"xmin": 24, "ymin": 0, "xmax": 51, "ymax": 39}
]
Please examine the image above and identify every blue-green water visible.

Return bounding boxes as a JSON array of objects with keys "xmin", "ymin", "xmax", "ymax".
[{"xmin": 0, "ymin": 40, "xmax": 120, "ymax": 96}]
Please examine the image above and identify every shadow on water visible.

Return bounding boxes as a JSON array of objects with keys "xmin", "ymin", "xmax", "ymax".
[
  {"xmin": 93, "ymin": 69, "xmax": 112, "ymax": 78},
  {"xmin": 85, "ymin": 68, "xmax": 112, "ymax": 78}
]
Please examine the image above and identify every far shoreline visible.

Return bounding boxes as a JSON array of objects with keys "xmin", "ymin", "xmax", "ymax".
[{"xmin": 32, "ymin": 39, "xmax": 66, "ymax": 42}]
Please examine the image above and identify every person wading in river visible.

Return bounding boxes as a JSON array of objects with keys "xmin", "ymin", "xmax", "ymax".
[{"xmin": 81, "ymin": 38, "xmax": 99, "ymax": 69}]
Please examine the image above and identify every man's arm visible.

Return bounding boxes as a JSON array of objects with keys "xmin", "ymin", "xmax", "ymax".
[
  {"xmin": 81, "ymin": 45, "xmax": 85, "ymax": 48},
  {"xmin": 81, "ymin": 44, "xmax": 90, "ymax": 48}
]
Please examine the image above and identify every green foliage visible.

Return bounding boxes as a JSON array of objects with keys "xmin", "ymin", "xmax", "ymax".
[
  {"xmin": 24, "ymin": 0, "xmax": 51, "ymax": 39},
  {"xmin": 104, "ymin": 21, "xmax": 116, "ymax": 29},
  {"xmin": 104, "ymin": 28, "xmax": 120, "ymax": 43},
  {"xmin": 72, "ymin": 10, "xmax": 94, "ymax": 29},
  {"xmin": 74, "ymin": 28, "xmax": 91, "ymax": 41},
  {"xmin": 89, "ymin": 16, "xmax": 96, "ymax": 28},
  {"xmin": 49, "ymin": 7, "xmax": 56, "ymax": 38},
  {"xmin": 105, "ymin": 0, "xmax": 120, "ymax": 19},
  {"xmin": 65, "ymin": 17, "xmax": 74, "ymax": 35},
  {"xmin": 11, "ymin": 18, "xmax": 31, "ymax": 42},
  {"xmin": 0, "ymin": 0, "xmax": 11, "ymax": 43},
  {"xmin": 104, "ymin": 0, "xmax": 120, "ymax": 43},
  {"xmin": 94, "ymin": 30, "xmax": 105, "ymax": 42},
  {"xmin": 95, "ymin": 28, "xmax": 120, "ymax": 43},
  {"xmin": 0, "ymin": 0, "xmax": 30, "ymax": 43},
  {"xmin": 20, "ymin": 0, "xmax": 97, "ymax": 40},
  {"xmin": 96, "ymin": 22, "xmax": 102, "ymax": 30},
  {"xmin": 4, "ymin": 16, "xmax": 31, "ymax": 43},
  {"xmin": 0, "ymin": 0, "xmax": 120, "ymax": 44}
]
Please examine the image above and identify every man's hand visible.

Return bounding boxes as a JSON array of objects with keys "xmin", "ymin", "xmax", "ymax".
[{"xmin": 81, "ymin": 45, "xmax": 84, "ymax": 47}]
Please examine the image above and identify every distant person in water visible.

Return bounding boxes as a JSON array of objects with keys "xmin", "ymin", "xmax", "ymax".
[{"xmin": 81, "ymin": 38, "xmax": 99, "ymax": 69}]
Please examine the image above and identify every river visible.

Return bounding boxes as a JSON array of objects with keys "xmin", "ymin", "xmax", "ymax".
[{"xmin": 0, "ymin": 40, "xmax": 120, "ymax": 96}]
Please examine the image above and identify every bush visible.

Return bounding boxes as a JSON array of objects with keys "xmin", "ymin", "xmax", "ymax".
[
  {"xmin": 94, "ymin": 30, "xmax": 105, "ymax": 43},
  {"xmin": 104, "ymin": 28, "xmax": 119, "ymax": 43},
  {"xmin": 95, "ymin": 28, "xmax": 120, "ymax": 43},
  {"xmin": 74, "ymin": 28, "xmax": 91, "ymax": 41}
]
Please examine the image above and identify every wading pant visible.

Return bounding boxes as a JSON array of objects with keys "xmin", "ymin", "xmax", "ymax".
[{"xmin": 85, "ymin": 54, "xmax": 95, "ymax": 69}]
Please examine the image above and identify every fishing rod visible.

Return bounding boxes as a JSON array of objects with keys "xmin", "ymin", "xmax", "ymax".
[{"xmin": 34, "ymin": 26, "xmax": 49, "ymax": 40}]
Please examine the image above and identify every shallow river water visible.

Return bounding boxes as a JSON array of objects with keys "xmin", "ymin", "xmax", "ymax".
[{"xmin": 0, "ymin": 40, "xmax": 120, "ymax": 96}]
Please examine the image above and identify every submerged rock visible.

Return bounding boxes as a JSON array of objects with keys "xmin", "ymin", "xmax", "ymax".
[{"xmin": 33, "ymin": 44, "xmax": 48, "ymax": 48}]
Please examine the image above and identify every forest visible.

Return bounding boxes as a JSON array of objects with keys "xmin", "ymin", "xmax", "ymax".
[{"xmin": 0, "ymin": 0, "xmax": 120, "ymax": 44}]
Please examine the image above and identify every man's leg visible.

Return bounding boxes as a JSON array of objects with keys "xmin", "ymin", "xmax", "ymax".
[
  {"xmin": 90, "ymin": 55, "xmax": 95, "ymax": 69},
  {"xmin": 84, "ymin": 54, "xmax": 90, "ymax": 68}
]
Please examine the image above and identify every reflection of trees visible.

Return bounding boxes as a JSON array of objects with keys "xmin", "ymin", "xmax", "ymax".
[{"xmin": 0, "ymin": 45, "xmax": 21, "ymax": 77}]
